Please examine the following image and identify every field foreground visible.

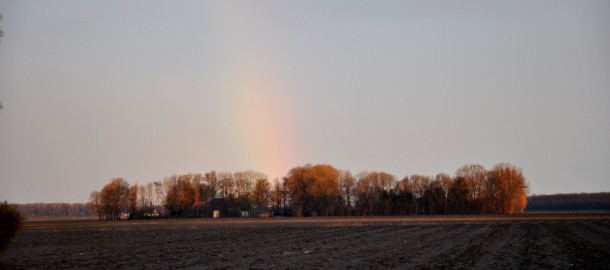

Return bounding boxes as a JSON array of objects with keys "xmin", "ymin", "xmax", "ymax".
[{"xmin": 6, "ymin": 213, "xmax": 610, "ymax": 269}]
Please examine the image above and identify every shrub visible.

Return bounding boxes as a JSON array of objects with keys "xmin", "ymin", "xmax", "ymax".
[{"xmin": 0, "ymin": 201, "xmax": 24, "ymax": 265}]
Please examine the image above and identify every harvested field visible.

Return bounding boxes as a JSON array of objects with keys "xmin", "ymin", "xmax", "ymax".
[{"xmin": 6, "ymin": 213, "xmax": 610, "ymax": 269}]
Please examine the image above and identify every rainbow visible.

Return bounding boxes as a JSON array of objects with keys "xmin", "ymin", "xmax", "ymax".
[
  {"xmin": 218, "ymin": 61, "xmax": 302, "ymax": 180},
  {"xmin": 204, "ymin": 3, "xmax": 304, "ymax": 179}
]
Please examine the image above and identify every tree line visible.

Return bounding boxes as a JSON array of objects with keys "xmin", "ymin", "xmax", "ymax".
[
  {"xmin": 16, "ymin": 203, "xmax": 94, "ymax": 219},
  {"xmin": 527, "ymin": 192, "xmax": 610, "ymax": 211},
  {"xmin": 285, "ymin": 163, "xmax": 528, "ymax": 216},
  {"xmin": 89, "ymin": 162, "xmax": 529, "ymax": 220},
  {"xmin": 89, "ymin": 171, "xmax": 273, "ymax": 220}
]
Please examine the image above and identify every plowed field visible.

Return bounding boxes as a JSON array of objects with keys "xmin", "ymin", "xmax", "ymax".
[{"xmin": 6, "ymin": 214, "xmax": 610, "ymax": 269}]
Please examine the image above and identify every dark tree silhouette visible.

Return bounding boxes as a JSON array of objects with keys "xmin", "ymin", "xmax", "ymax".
[
  {"xmin": 527, "ymin": 192, "xmax": 610, "ymax": 211},
  {"xmin": 0, "ymin": 201, "xmax": 24, "ymax": 267}
]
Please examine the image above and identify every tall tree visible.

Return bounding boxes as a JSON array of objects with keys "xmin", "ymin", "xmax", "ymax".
[
  {"xmin": 377, "ymin": 172, "xmax": 397, "ymax": 215},
  {"xmin": 395, "ymin": 176, "xmax": 415, "ymax": 215},
  {"xmin": 285, "ymin": 164, "xmax": 342, "ymax": 216},
  {"xmin": 233, "ymin": 170, "xmax": 266, "ymax": 213},
  {"xmin": 252, "ymin": 178, "xmax": 271, "ymax": 211},
  {"xmin": 488, "ymin": 163, "xmax": 529, "ymax": 214},
  {"xmin": 99, "ymin": 178, "xmax": 129, "ymax": 220},
  {"xmin": 425, "ymin": 173, "xmax": 452, "ymax": 215},
  {"xmin": 456, "ymin": 164, "xmax": 487, "ymax": 212},
  {"xmin": 285, "ymin": 165, "xmax": 309, "ymax": 217},
  {"xmin": 272, "ymin": 178, "xmax": 290, "ymax": 215},
  {"xmin": 339, "ymin": 170, "xmax": 355, "ymax": 215},
  {"xmin": 308, "ymin": 164, "xmax": 341, "ymax": 216},
  {"xmin": 127, "ymin": 183, "xmax": 138, "ymax": 218},
  {"xmin": 89, "ymin": 191, "xmax": 102, "ymax": 220},
  {"xmin": 218, "ymin": 172, "xmax": 235, "ymax": 199},
  {"xmin": 448, "ymin": 177, "xmax": 469, "ymax": 214},
  {"xmin": 355, "ymin": 172, "xmax": 374, "ymax": 216},
  {"xmin": 456, "ymin": 164, "xmax": 486, "ymax": 199},
  {"xmin": 204, "ymin": 171, "xmax": 218, "ymax": 199},
  {"xmin": 138, "ymin": 182, "xmax": 155, "ymax": 216},
  {"xmin": 409, "ymin": 174, "xmax": 431, "ymax": 215}
]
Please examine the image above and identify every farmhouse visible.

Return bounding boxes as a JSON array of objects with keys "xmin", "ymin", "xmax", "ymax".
[{"xmin": 192, "ymin": 200, "xmax": 207, "ymax": 217}]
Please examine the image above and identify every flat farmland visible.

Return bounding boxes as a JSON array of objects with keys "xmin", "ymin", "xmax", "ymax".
[{"xmin": 6, "ymin": 213, "xmax": 610, "ymax": 269}]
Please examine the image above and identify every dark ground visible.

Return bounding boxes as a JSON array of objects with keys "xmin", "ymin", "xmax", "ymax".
[{"xmin": 5, "ymin": 214, "xmax": 610, "ymax": 269}]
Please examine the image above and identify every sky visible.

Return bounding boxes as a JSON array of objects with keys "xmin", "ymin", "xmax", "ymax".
[{"xmin": 0, "ymin": 0, "xmax": 609, "ymax": 203}]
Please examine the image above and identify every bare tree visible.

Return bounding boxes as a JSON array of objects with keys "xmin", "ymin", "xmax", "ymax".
[
  {"xmin": 153, "ymin": 181, "xmax": 165, "ymax": 216},
  {"xmin": 161, "ymin": 174, "xmax": 200, "ymax": 218},
  {"xmin": 218, "ymin": 172, "xmax": 235, "ymax": 199},
  {"xmin": 204, "ymin": 171, "xmax": 218, "ymax": 200},
  {"xmin": 285, "ymin": 165, "xmax": 309, "ymax": 217},
  {"xmin": 424, "ymin": 173, "xmax": 452, "ymax": 214},
  {"xmin": 456, "ymin": 164, "xmax": 487, "ymax": 213},
  {"xmin": 138, "ymin": 183, "xmax": 155, "ymax": 216},
  {"xmin": 162, "ymin": 175, "xmax": 179, "ymax": 217},
  {"xmin": 89, "ymin": 191, "xmax": 102, "ymax": 220},
  {"xmin": 410, "ymin": 174, "xmax": 431, "ymax": 215},
  {"xmin": 377, "ymin": 172, "xmax": 396, "ymax": 215},
  {"xmin": 355, "ymin": 171, "xmax": 374, "ymax": 216},
  {"xmin": 252, "ymin": 178, "xmax": 271, "ymax": 212},
  {"xmin": 339, "ymin": 170, "xmax": 355, "ymax": 215},
  {"xmin": 234, "ymin": 170, "xmax": 265, "ymax": 213},
  {"xmin": 394, "ymin": 176, "xmax": 415, "ymax": 215},
  {"xmin": 271, "ymin": 178, "xmax": 289, "ymax": 215}
]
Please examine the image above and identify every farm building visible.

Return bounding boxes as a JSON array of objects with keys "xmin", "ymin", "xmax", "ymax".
[
  {"xmin": 207, "ymin": 198, "xmax": 238, "ymax": 218},
  {"xmin": 202, "ymin": 198, "xmax": 273, "ymax": 218},
  {"xmin": 192, "ymin": 200, "xmax": 207, "ymax": 218}
]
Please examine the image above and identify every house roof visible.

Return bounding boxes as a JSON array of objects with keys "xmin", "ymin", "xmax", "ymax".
[{"xmin": 192, "ymin": 200, "xmax": 207, "ymax": 208}]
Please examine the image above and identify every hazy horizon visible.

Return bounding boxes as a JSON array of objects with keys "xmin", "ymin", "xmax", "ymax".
[{"xmin": 1, "ymin": 0, "xmax": 609, "ymax": 203}]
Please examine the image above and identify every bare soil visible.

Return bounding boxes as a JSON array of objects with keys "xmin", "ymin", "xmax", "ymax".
[{"xmin": 5, "ymin": 213, "xmax": 610, "ymax": 269}]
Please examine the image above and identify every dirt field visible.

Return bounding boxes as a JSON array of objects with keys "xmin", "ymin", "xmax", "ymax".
[{"xmin": 5, "ymin": 213, "xmax": 610, "ymax": 269}]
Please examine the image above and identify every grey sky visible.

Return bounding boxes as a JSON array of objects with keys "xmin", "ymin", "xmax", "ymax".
[{"xmin": 1, "ymin": 0, "xmax": 609, "ymax": 203}]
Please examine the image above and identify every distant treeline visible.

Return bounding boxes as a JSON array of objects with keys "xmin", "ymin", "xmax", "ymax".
[
  {"xmin": 527, "ymin": 192, "xmax": 610, "ymax": 211},
  {"xmin": 89, "ymin": 162, "xmax": 529, "ymax": 220},
  {"xmin": 16, "ymin": 203, "xmax": 95, "ymax": 219}
]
